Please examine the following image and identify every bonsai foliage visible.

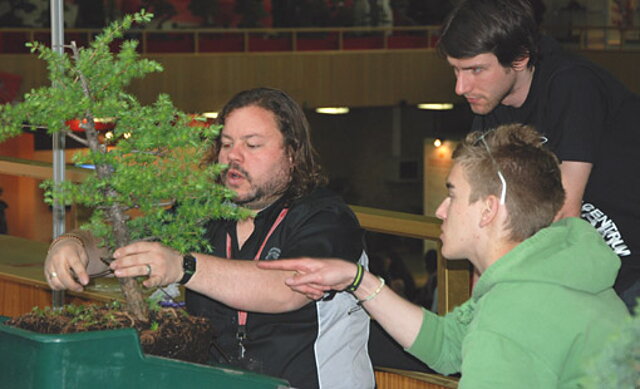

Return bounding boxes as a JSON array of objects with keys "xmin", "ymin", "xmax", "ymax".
[
  {"xmin": 0, "ymin": 11, "xmax": 249, "ymax": 320},
  {"xmin": 585, "ymin": 303, "xmax": 640, "ymax": 388}
]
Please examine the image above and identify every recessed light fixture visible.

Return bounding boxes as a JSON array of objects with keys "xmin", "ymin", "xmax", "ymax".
[
  {"xmin": 94, "ymin": 117, "xmax": 115, "ymax": 123},
  {"xmin": 202, "ymin": 112, "xmax": 218, "ymax": 119},
  {"xmin": 417, "ymin": 103, "xmax": 454, "ymax": 111},
  {"xmin": 316, "ymin": 107, "xmax": 349, "ymax": 115}
]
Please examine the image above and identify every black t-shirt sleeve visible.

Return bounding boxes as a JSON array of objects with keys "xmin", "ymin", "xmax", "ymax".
[
  {"xmin": 541, "ymin": 66, "xmax": 608, "ymax": 163},
  {"xmin": 278, "ymin": 205, "xmax": 364, "ymax": 263}
]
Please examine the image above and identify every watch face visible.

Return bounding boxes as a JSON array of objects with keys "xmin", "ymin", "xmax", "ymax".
[{"xmin": 184, "ymin": 255, "xmax": 196, "ymax": 273}]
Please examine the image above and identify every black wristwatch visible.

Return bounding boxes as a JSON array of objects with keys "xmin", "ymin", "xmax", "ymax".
[{"xmin": 178, "ymin": 254, "xmax": 197, "ymax": 285}]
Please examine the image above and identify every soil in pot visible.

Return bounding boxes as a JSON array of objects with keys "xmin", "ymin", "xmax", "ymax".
[{"xmin": 5, "ymin": 302, "xmax": 215, "ymax": 365}]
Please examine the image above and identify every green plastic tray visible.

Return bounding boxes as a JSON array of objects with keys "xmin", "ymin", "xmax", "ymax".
[{"xmin": 0, "ymin": 316, "xmax": 289, "ymax": 388}]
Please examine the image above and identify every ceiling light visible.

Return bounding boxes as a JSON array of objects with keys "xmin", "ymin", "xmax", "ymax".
[
  {"xmin": 316, "ymin": 107, "xmax": 349, "ymax": 115},
  {"xmin": 94, "ymin": 117, "xmax": 115, "ymax": 123},
  {"xmin": 417, "ymin": 103, "xmax": 454, "ymax": 111}
]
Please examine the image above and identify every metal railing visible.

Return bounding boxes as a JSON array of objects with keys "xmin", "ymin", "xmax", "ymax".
[
  {"xmin": 554, "ymin": 25, "xmax": 640, "ymax": 50},
  {"xmin": 2, "ymin": 25, "xmax": 640, "ymax": 55},
  {"xmin": 1, "ymin": 25, "xmax": 440, "ymax": 54}
]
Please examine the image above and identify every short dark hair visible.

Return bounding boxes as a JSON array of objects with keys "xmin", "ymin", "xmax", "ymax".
[
  {"xmin": 453, "ymin": 124, "xmax": 565, "ymax": 242},
  {"xmin": 438, "ymin": 0, "xmax": 539, "ymax": 68},
  {"xmin": 203, "ymin": 87, "xmax": 327, "ymax": 203}
]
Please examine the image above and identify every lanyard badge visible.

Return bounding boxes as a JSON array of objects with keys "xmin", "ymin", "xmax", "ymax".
[{"xmin": 226, "ymin": 208, "xmax": 289, "ymax": 360}]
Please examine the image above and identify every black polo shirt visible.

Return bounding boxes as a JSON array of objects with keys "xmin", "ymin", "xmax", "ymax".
[{"xmin": 186, "ymin": 187, "xmax": 374, "ymax": 388}]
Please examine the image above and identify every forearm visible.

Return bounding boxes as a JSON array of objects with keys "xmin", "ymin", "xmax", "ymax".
[
  {"xmin": 354, "ymin": 271, "xmax": 424, "ymax": 348},
  {"xmin": 556, "ymin": 161, "xmax": 592, "ymax": 219},
  {"xmin": 257, "ymin": 257, "xmax": 425, "ymax": 345},
  {"xmin": 186, "ymin": 254, "xmax": 311, "ymax": 313}
]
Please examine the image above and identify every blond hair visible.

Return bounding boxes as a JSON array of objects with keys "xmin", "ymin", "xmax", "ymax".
[{"xmin": 453, "ymin": 123, "xmax": 565, "ymax": 241}]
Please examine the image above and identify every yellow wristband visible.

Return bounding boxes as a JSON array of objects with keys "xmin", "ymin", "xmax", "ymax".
[{"xmin": 357, "ymin": 276, "xmax": 385, "ymax": 305}]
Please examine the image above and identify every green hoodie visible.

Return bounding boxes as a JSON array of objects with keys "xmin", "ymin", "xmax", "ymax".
[{"xmin": 408, "ymin": 218, "xmax": 629, "ymax": 388}]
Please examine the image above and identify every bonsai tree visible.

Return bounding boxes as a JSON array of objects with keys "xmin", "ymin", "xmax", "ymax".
[
  {"xmin": 0, "ymin": 10, "xmax": 248, "ymax": 321},
  {"xmin": 585, "ymin": 303, "xmax": 640, "ymax": 388}
]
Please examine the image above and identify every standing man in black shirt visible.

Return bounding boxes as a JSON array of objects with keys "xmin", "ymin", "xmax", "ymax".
[
  {"xmin": 44, "ymin": 88, "xmax": 374, "ymax": 388},
  {"xmin": 437, "ymin": 0, "xmax": 640, "ymax": 310}
]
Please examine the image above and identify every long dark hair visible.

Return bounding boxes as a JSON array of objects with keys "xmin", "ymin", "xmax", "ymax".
[
  {"xmin": 438, "ymin": 0, "xmax": 539, "ymax": 68},
  {"xmin": 203, "ymin": 87, "xmax": 327, "ymax": 204}
]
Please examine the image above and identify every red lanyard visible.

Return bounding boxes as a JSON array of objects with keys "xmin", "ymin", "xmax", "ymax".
[{"xmin": 226, "ymin": 208, "xmax": 289, "ymax": 327}]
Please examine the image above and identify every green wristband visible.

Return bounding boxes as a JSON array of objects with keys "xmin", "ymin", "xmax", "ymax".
[{"xmin": 345, "ymin": 263, "xmax": 364, "ymax": 293}]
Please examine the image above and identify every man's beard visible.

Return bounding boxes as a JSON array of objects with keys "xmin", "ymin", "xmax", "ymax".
[
  {"xmin": 467, "ymin": 92, "xmax": 504, "ymax": 115},
  {"xmin": 234, "ymin": 181, "xmax": 288, "ymax": 210},
  {"xmin": 226, "ymin": 163, "xmax": 290, "ymax": 210}
]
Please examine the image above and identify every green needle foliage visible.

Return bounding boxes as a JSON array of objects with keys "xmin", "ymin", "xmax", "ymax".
[
  {"xmin": 585, "ymin": 303, "xmax": 640, "ymax": 388},
  {"xmin": 0, "ymin": 10, "xmax": 249, "ymax": 319}
]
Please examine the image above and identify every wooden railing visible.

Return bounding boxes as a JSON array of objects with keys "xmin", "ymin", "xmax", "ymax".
[
  {"xmin": 557, "ymin": 25, "xmax": 640, "ymax": 50},
  {"xmin": 375, "ymin": 368, "xmax": 458, "ymax": 389},
  {"xmin": 350, "ymin": 205, "xmax": 470, "ymax": 314},
  {"xmin": 0, "ymin": 155, "xmax": 470, "ymax": 314},
  {"xmin": 0, "ymin": 155, "xmax": 463, "ymax": 389}
]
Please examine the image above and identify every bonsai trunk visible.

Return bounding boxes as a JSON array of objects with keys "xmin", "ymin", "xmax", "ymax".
[
  {"xmin": 73, "ymin": 41, "xmax": 149, "ymax": 321},
  {"xmin": 106, "ymin": 192, "xmax": 149, "ymax": 322},
  {"xmin": 85, "ymin": 137, "xmax": 149, "ymax": 322}
]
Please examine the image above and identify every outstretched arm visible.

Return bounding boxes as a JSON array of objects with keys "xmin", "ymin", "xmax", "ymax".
[
  {"xmin": 109, "ymin": 241, "xmax": 311, "ymax": 314},
  {"xmin": 258, "ymin": 258, "xmax": 425, "ymax": 348}
]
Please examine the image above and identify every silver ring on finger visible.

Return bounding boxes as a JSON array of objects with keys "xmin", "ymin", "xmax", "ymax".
[
  {"xmin": 48, "ymin": 271, "xmax": 58, "ymax": 279},
  {"xmin": 145, "ymin": 264, "xmax": 152, "ymax": 277}
]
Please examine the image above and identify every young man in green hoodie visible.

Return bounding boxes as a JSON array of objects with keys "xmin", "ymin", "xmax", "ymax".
[{"xmin": 259, "ymin": 123, "xmax": 630, "ymax": 388}]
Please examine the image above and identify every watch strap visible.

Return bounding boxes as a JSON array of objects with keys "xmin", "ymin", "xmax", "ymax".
[{"xmin": 179, "ymin": 254, "xmax": 197, "ymax": 285}]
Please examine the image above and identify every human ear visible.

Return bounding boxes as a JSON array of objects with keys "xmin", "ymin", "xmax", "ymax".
[
  {"xmin": 511, "ymin": 55, "xmax": 530, "ymax": 72},
  {"xmin": 284, "ymin": 148, "xmax": 293, "ymax": 164},
  {"xmin": 479, "ymin": 195, "xmax": 500, "ymax": 227},
  {"xmin": 286, "ymin": 152, "xmax": 294, "ymax": 172}
]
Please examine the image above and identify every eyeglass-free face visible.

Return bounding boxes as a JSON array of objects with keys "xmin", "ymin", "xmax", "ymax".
[
  {"xmin": 219, "ymin": 105, "xmax": 293, "ymax": 210},
  {"xmin": 436, "ymin": 164, "xmax": 488, "ymax": 264},
  {"xmin": 447, "ymin": 53, "xmax": 525, "ymax": 115}
]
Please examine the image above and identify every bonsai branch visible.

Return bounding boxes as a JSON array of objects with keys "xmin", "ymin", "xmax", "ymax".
[
  {"xmin": 64, "ymin": 131, "xmax": 89, "ymax": 146},
  {"xmin": 70, "ymin": 41, "xmax": 95, "ymax": 104}
]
